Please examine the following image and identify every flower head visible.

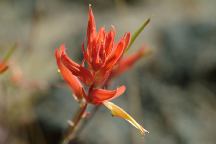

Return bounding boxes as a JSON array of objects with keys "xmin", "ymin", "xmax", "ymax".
[
  {"xmin": 84, "ymin": 8, "xmax": 130, "ymax": 74},
  {"xmin": 55, "ymin": 5, "xmax": 148, "ymax": 135}
]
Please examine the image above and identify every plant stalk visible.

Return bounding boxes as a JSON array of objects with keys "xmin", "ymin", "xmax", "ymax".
[{"xmin": 62, "ymin": 102, "xmax": 88, "ymax": 144}]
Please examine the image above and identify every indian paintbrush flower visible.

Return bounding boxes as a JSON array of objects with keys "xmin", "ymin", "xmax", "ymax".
[{"xmin": 55, "ymin": 5, "xmax": 149, "ymax": 138}]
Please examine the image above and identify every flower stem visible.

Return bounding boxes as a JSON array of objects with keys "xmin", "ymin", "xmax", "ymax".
[
  {"xmin": 76, "ymin": 105, "xmax": 100, "ymax": 136},
  {"xmin": 62, "ymin": 102, "xmax": 88, "ymax": 144}
]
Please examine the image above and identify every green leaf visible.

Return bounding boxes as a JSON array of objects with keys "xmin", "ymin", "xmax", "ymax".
[
  {"xmin": 3, "ymin": 43, "xmax": 17, "ymax": 62},
  {"xmin": 125, "ymin": 18, "xmax": 150, "ymax": 52}
]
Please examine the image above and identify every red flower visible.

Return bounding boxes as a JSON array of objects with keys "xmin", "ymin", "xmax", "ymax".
[
  {"xmin": 55, "ymin": 45, "xmax": 126, "ymax": 104},
  {"xmin": 55, "ymin": 5, "xmax": 148, "ymax": 135}
]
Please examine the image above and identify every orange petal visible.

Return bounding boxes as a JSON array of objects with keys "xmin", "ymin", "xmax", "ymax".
[
  {"xmin": 111, "ymin": 47, "xmax": 145, "ymax": 78},
  {"xmin": 103, "ymin": 39, "xmax": 125, "ymax": 71},
  {"xmin": 103, "ymin": 101, "xmax": 149, "ymax": 135},
  {"xmin": 0, "ymin": 61, "xmax": 8, "ymax": 74},
  {"xmin": 55, "ymin": 46, "xmax": 83, "ymax": 100},
  {"xmin": 96, "ymin": 27, "xmax": 105, "ymax": 44},
  {"xmin": 105, "ymin": 33, "xmax": 130, "ymax": 67},
  {"xmin": 89, "ymin": 85, "xmax": 126, "ymax": 104},
  {"xmin": 78, "ymin": 66, "xmax": 94, "ymax": 86},
  {"xmin": 87, "ymin": 5, "xmax": 97, "ymax": 44},
  {"xmin": 61, "ymin": 48, "xmax": 80, "ymax": 75},
  {"xmin": 105, "ymin": 27, "xmax": 115, "ymax": 55},
  {"xmin": 82, "ymin": 42, "xmax": 89, "ymax": 63},
  {"xmin": 94, "ymin": 69, "xmax": 111, "ymax": 86},
  {"xmin": 60, "ymin": 45, "xmax": 94, "ymax": 85}
]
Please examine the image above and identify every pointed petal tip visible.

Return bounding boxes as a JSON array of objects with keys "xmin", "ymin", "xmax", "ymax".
[
  {"xmin": 117, "ymin": 85, "xmax": 126, "ymax": 95},
  {"xmin": 103, "ymin": 101, "xmax": 148, "ymax": 136},
  {"xmin": 146, "ymin": 18, "xmax": 151, "ymax": 24},
  {"xmin": 87, "ymin": 3, "xmax": 96, "ymax": 43},
  {"xmin": 54, "ymin": 48, "xmax": 59, "ymax": 56},
  {"xmin": 60, "ymin": 44, "xmax": 66, "ymax": 53},
  {"xmin": 140, "ymin": 45, "xmax": 152, "ymax": 57},
  {"xmin": 111, "ymin": 25, "xmax": 115, "ymax": 30},
  {"xmin": 140, "ymin": 127, "xmax": 149, "ymax": 135},
  {"xmin": 60, "ymin": 43, "xmax": 65, "ymax": 47},
  {"xmin": 55, "ymin": 44, "xmax": 66, "ymax": 57},
  {"xmin": 145, "ymin": 129, "xmax": 150, "ymax": 134},
  {"xmin": 89, "ymin": 85, "xmax": 126, "ymax": 104},
  {"xmin": 88, "ymin": 4, "xmax": 93, "ymax": 13}
]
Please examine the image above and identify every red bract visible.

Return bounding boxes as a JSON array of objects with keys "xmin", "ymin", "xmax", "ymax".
[
  {"xmin": 86, "ymin": 85, "xmax": 126, "ymax": 104},
  {"xmin": 0, "ymin": 61, "xmax": 8, "ymax": 74},
  {"xmin": 111, "ymin": 47, "xmax": 146, "ymax": 78},
  {"xmin": 55, "ymin": 6, "xmax": 148, "ymax": 135},
  {"xmin": 55, "ymin": 46, "xmax": 83, "ymax": 100}
]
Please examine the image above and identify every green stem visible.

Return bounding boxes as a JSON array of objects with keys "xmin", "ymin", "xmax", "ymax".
[
  {"xmin": 62, "ymin": 102, "xmax": 88, "ymax": 144},
  {"xmin": 125, "ymin": 18, "xmax": 150, "ymax": 52}
]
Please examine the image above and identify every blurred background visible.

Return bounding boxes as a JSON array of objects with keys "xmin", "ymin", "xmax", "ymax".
[{"xmin": 0, "ymin": 0, "xmax": 216, "ymax": 144}]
